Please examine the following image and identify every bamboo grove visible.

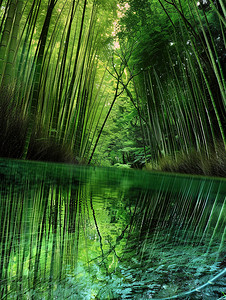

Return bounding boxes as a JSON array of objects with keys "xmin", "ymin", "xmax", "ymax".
[
  {"xmin": 0, "ymin": 0, "xmax": 117, "ymax": 163},
  {"xmin": 116, "ymin": 0, "xmax": 226, "ymax": 172},
  {"xmin": 0, "ymin": 0, "xmax": 225, "ymax": 171}
]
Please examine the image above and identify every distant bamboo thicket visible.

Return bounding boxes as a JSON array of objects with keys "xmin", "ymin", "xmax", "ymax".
[{"xmin": 0, "ymin": 0, "xmax": 115, "ymax": 163}]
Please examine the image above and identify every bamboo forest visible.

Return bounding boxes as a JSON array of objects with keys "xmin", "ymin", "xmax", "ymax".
[{"xmin": 0, "ymin": 0, "xmax": 226, "ymax": 299}]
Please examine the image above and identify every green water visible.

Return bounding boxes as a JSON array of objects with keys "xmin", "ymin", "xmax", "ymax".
[{"xmin": 0, "ymin": 159, "xmax": 225, "ymax": 299}]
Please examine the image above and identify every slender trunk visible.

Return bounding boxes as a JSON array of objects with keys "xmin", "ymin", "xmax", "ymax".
[
  {"xmin": 58, "ymin": 0, "xmax": 87, "ymax": 142},
  {"xmin": 0, "ymin": 0, "xmax": 23, "ymax": 88},
  {"xmin": 22, "ymin": 0, "xmax": 57, "ymax": 158},
  {"xmin": 30, "ymin": 0, "xmax": 56, "ymax": 112},
  {"xmin": 53, "ymin": 0, "xmax": 79, "ymax": 131},
  {"xmin": 67, "ymin": 0, "xmax": 87, "ymax": 100},
  {"xmin": 1, "ymin": 0, "xmax": 23, "ymax": 87},
  {"xmin": 88, "ymin": 79, "xmax": 123, "ymax": 164}
]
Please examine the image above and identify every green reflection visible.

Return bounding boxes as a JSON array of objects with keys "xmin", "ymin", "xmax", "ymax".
[{"xmin": 0, "ymin": 159, "xmax": 225, "ymax": 299}]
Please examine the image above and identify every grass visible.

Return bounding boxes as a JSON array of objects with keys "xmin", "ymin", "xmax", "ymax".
[
  {"xmin": 0, "ymin": 89, "xmax": 75, "ymax": 163},
  {"xmin": 26, "ymin": 133, "xmax": 76, "ymax": 163},
  {"xmin": 145, "ymin": 142, "xmax": 226, "ymax": 177},
  {"xmin": 0, "ymin": 89, "xmax": 28, "ymax": 159}
]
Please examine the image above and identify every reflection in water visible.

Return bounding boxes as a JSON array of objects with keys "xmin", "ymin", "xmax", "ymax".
[{"xmin": 0, "ymin": 159, "xmax": 225, "ymax": 299}]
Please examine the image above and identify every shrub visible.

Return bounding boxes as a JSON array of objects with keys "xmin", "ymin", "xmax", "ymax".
[
  {"xmin": 0, "ymin": 88, "xmax": 28, "ymax": 158},
  {"xmin": 0, "ymin": 88, "xmax": 75, "ymax": 163},
  {"xmin": 145, "ymin": 143, "xmax": 226, "ymax": 177}
]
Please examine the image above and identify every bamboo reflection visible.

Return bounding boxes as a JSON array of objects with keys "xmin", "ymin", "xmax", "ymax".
[{"xmin": 0, "ymin": 160, "xmax": 225, "ymax": 299}]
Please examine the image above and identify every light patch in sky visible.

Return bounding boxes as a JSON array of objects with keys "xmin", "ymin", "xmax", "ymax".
[
  {"xmin": 114, "ymin": 40, "xmax": 120, "ymax": 49},
  {"xmin": 112, "ymin": 2, "xmax": 130, "ymax": 48},
  {"xmin": 197, "ymin": 0, "xmax": 208, "ymax": 6}
]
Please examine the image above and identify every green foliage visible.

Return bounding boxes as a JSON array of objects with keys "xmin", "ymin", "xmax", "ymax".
[
  {"xmin": 92, "ymin": 94, "xmax": 145, "ymax": 167},
  {"xmin": 0, "ymin": 0, "xmax": 118, "ymax": 163},
  {"xmin": 115, "ymin": 0, "xmax": 226, "ymax": 170},
  {"xmin": 0, "ymin": 0, "xmax": 225, "ymax": 172}
]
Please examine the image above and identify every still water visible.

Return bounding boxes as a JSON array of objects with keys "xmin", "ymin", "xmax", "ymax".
[{"xmin": 0, "ymin": 158, "xmax": 225, "ymax": 299}]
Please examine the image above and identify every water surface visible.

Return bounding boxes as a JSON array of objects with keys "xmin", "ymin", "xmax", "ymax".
[{"xmin": 0, "ymin": 159, "xmax": 225, "ymax": 299}]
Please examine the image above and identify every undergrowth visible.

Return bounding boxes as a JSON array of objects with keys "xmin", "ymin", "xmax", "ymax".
[
  {"xmin": 1, "ymin": 88, "xmax": 225, "ymax": 174},
  {"xmin": 146, "ymin": 144, "xmax": 226, "ymax": 177},
  {"xmin": 0, "ymin": 89, "xmax": 75, "ymax": 163}
]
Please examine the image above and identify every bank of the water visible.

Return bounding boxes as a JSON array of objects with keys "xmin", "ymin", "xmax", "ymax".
[
  {"xmin": 1, "ymin": 90, "xmax": 225, "ymax": 175},
  {"xmin": 144, "ymin": 145, "xmax": 226, "ymax": 178}
]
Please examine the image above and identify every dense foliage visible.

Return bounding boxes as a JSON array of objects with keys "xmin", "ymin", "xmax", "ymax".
[
  {"xmin": 0, "ymin": 0, "xmax": 225, "ymax": 173},
  {"xmin": 114, "ymin": 0, "xmax": 226, "ymax": 169},
  {"xmin": 0, "ymin": 0, "xmax": 118, "ymax": 163}
]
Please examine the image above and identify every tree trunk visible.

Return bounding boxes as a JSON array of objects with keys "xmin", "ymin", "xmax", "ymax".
[
  {"xmin": 0, "ymin": 0, "xmax": 23, "ymax": 88},
  {"xmin": 30, "ymin": 0, "xmax": 57, "ymax": 113}
]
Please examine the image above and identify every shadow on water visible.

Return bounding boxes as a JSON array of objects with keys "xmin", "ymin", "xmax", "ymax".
[{"xmin": 0, "ymin": 158, "xmax": 225, "ymax": 299}]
